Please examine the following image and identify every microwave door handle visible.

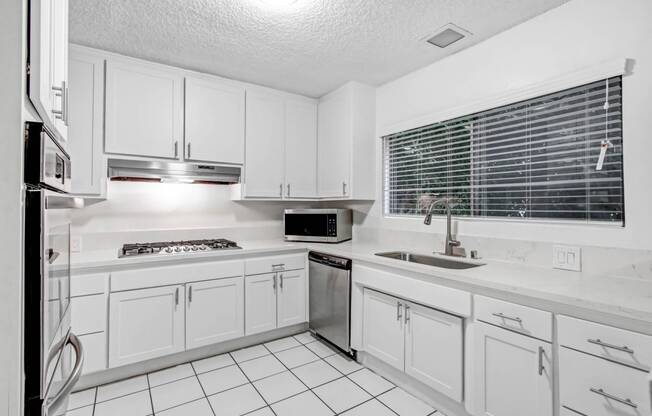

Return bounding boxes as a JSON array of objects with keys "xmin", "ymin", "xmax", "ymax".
[{"xmin": 45, "ymin": 333, "xmax": 84, "ymax": 415}]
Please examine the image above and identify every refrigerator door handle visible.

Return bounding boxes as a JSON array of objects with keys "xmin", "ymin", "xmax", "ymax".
[{"xmin": 44, "ymin": 332, "xmax": 84, "ymax": 415}]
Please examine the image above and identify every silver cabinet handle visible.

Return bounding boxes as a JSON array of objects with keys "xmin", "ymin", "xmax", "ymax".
[
  {"xmin": 51, "ymin": 81, "xmax": 68, "ymax": 125},
  {"xmin": 279, "ymin": 184, "xmax": 283, "ymax": 197},
  {"xmin": 188, "ymin": 285, "xmax": 192, "ymax": 303},
  {"xmin": 45, "ymin": 332, "xmax": 84, "ymax": 415},
  {"xmin": 175, "ymin": 287, "xmax": 179, "ymax": 306},
  {"xmin": 590, "ymin": 388, "xmax": 637, "ymax": 408},
  {"xmin": 174, "ymin": 141, "xmax": 179, "ymax": 158},
  {"xmin": 287, "ymin": 184, "xmax": 291, "ymax": 197},
  {"xmin": 396, "ymin": 302, "xmax": 402, "ymax": 321},
  {"xmin": 279, "ymin": 273, "xmax": 284, "ymax": 289},
  {"xmin": 273, "ymin": 274, "xmax": 277, "ymax": 291},
  {"xmin": 187, "ymin": 142, "xmax": 191, "ymax": 159},
  {"xmin": 405, "ymin": 305, "xmax": 411, "ymax": 324},
  {"xmin": 342, "ymin": 181, "xmax": 347, "ymax": 195},
  {"xmin": 538, "ymin": 346, "xmax": 545, "ymax": 376},
  {"xmin": 492, "ymin": 312, "xmax": 522, "ymax": 323},
  {"xmin": 587, "ymin": 339, "xmax": 634, "ymax": 354}
]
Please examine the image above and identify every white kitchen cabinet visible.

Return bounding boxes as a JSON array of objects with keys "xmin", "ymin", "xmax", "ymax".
[
  {"xmin": 245, "ymin": 273, "xmax": 278, "ymax": 335},
  {"xmin": 78, "ymin": 332, "xmax": 107, "ymax": 374},
  {"xmin": 473, "ymin": 322, "xmax": 553, "ymax": 416},
  {"xmin": 29, "ymin": 0, "xmax": 70, "ymax": 143},
  {"xmin": 404, "ymin": 302, "xmax": 463, "ymax": 401},
  {"xmin": 184, "ymin": 76, "xmax": 245, "ymax": 165},
  {"xmin": 276, "ymin": 269, "xmax": 307, "ymax": 328},
  {"xmin": 244, "ymin": 91, "xmax": 286, "ymax": 198},
  {"xmin": 109, "ymin": 285, "xmax": 185, "ymax": 367},
  {"xmin": 186, "ymin": 277, "xmax": 244, "ymax": 349},
  {"xmin": 284, "ymin": 100, "xmax": 317, "ymax": 198},
  {"xmin": 317, "ymin": 82, "xmax": 375, "ymax": 199},
  {"xmin": 362, "ymin": 288, "xmax": 464, "ymax": 401},
  {"xmin": 105, "ymin": 59, "xmax": 183, "ymax": 159},
  {"xmin": 362, "ymin": 289, "xmax": 405, "ymax": 371},
  {"xmin": 68, "ymin": 46, "xmax": 106, "ymax": 196}
]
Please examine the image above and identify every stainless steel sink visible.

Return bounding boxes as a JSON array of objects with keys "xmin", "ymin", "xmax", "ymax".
[{"xmin": 375, "ymin": 251, "xmax": 484, "ymax": 270}]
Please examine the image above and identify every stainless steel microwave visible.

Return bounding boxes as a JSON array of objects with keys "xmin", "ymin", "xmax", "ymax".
[{"xmin": 284, "ymin": 209, "xmax": 352, "ymax": 243}]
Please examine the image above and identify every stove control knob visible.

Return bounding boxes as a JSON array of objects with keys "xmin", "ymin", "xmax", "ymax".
[
  {"xmin": 164, "ymin": 247, "xmax": 173, "ymax": 253},
  {"xmin": 174, "ymin": 246, "xmax": 182, "ymax": 253},
  {"xmin": 199, "ymin": 245, "xmax": 208, "ymax": 250},
  {"xmin": 191, "ymin": 246, "xmax": 199, "ymax": 251},
  {"xmin": 183, "ymin": 246, "xmax": 191, "ymax": 252}
]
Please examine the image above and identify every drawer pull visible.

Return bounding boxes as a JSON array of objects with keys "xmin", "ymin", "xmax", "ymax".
[
  {"xmin": 538, "ymin": 346, "xmax": 545, "ymax": 376},
  {"xmin": 396, "ymin": 302, "xmax": 402, "ymax": 321},
  {"xmin": 587, "ymin": 338, "xmax": 634, "ymax": 354},
  {"xmin": 492, "ymin": 312, "xmax": 522, "ymax": 323},
  {"xmin": 589, "ymin": 388, "xmax": 637, "ymax": 409}
]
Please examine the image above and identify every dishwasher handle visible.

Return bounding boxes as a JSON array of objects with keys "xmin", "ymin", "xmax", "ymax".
[{"xmin": 309, "ymin": 251, "xmax": 352, "ymax": 270}]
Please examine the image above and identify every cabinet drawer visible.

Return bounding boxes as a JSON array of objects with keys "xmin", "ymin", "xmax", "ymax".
[
  {"xmin": 71, "ymin": 294, "xmax": 106, "ymax": 335},
  {"xmin": 245, "ymin": 254, "xmax": 305, "ymax": 275},
  {"xmin": 560, "ymin": 347, "xmax": 651, "ymax": 416},
  {"xmin": 474, "ymin": 295, "xmax": 552, "ymax": 342},
  {"xmin": 558, "ymin": 315, "xmax": 652, "ymax": 371},
  {"xmin": 71, "ymin": 273, "xmax": 108, "ymax": 297},
  {"xmin": 79, "ymin": 332, "xmax": 107, "ymax": 374}
]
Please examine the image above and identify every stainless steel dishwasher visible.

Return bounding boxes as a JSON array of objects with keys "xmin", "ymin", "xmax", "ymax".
[{"xmin": 308, "ymin": 251, "xmax": 353, "ymax": 354}]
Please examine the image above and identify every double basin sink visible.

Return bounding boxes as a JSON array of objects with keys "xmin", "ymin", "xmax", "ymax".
[{"xmin": 375, "ymin": 251, "xmax": 484, "ymax": 270}]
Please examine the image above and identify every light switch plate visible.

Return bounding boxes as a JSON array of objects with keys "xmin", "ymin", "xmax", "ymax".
[
  {"xmin": 71, "ymin": 236, "xmax": 82, "ymax": 253},
  {"xmin": 552, "ymin": 245, "xmax": 581, "ymax": 271}
]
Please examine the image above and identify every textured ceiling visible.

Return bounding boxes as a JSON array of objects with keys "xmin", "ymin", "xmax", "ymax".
[{"xmin": 69, "ymin": 0, "xmax": 568, "ymax": 97}]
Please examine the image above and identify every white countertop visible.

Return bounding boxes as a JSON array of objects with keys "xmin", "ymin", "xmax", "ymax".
[{"xmin": 71, "ymin": 238, "xmax": 652, "ymax": 335}]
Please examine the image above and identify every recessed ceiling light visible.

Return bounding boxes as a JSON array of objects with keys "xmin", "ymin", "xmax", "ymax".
[{"xmin": 425, "ymin": 23, "xmax": 472, "ymax": 48}]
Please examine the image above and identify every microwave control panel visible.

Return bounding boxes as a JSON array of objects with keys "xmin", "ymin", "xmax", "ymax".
[{"xmin": 327, "ymin": 214, "xmax": 337, "ymax": 237}]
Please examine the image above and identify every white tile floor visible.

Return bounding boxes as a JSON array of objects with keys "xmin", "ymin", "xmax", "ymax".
[{"xmin": 66, "ymin": 332, "xmax": 441, "ymax": 416}]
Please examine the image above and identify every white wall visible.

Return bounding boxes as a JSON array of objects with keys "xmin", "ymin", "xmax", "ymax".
[
  {"xmin": 0, "ymin": 0, "xmax": 27, "ymax": 413},
  {"xmin": 368, "ymin": 0, "xmax": 652, "ymax": 250}
]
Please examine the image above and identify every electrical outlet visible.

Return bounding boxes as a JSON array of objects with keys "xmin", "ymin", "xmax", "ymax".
[
  {"xmin": 71, "ymin": 236, "xmax": 82, "ymax": 253},
  {"xmin": 552, "ymin": 245, "xmax": 581, "ymax": 271}
]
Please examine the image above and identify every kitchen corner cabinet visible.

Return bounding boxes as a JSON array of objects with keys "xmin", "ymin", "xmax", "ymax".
[
  {"xmin": 29, "ymin": 0, "xmax": 70, "ymax": 144},
  {"xmin": 184, "ymin": 77, "xmax": 245, "ymax": 165},
  {"xmin": 68, "ymin": 46, "xmax": 106, "ymax": 196},
  {"xmin": 318, "ymin": 82, "xmax": 375, "ymax": 199},
  {"xmin": 244, "ymin": 91, "xmax": 286, "ymax": 198},
  {"xmin": 186, "ymin": 277, "xmax": 244, "ymax": 349},
  {"xmin": 109, "ymin": 285, "xmax": 185, "ymax": 367},
  {"xmin": 362, "ymin": 288, "xmax": 463, "ymax": 402},
  {"xmin": 473, "ymin": 322, "xmax": 553, "ymax": 416},
  {"xmin": 105, "ymin": 59, "xmax": 184, "ymax": 159}
]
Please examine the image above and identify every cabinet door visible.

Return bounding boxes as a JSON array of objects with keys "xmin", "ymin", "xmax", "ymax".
[
  {"xmin": 318, "ymin": 89, "xmax": 351, "ymax": 198},
  {"xmin": 186, "ymin": 277, "xmax": 244, "ymax": 350},
  {"xmin": 277, "ymin": 269, "xmax": 306, "ymax": 328},
  {"xmin": 362, "ymin": 289, "xmax": 405, "ymax": 371},
  {"xmin": 245, "ymin": 273, "xmax": 277, "ymax": 336},
  {"xmin": 109, "ymin": 286, "xmax": 185, "ymax": 367},
  {"xmin": 474, "ymin": 322, "xmax": 553, "ymax": 416},
  {"xmin": 285, "ymin": 100, "xmax": 317, "ymax": 198},
  {"xmin": 105, "ymin": 59, "xmax": 183, "ymax": 159},
  {"xmin": 50, "ymin": 0, "xmax": 68, "ymax": 141},
  {"xmin": 68, "ymin": 48, "xmax": 105, "ymax": 195},
  {"xmin": 244, "ymin": 92, "xmax": 285, "ymax": 198},
  {"xmin": 78, "ymin": 332, "xmax": 107, "ymax": 374},
  {"xmin": 185, "ymin": 77, "xmax": 245, "ymax": 164},
  {"xmin": 404, "ymin": 302, "xmax": 463, "ymax": 402}
]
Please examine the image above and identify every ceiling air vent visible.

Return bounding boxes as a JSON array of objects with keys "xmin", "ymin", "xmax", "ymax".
[{"xmin": 426, "ymin": 24, "xmax": 470, "ymax": 48}]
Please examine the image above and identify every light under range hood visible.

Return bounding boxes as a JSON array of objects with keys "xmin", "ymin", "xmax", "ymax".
[{"xmin": 108, "ymin": 158, "xmax": 241, "ymax": 184}]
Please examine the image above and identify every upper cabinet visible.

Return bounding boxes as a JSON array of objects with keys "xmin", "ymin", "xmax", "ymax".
[
  {"xmin": 285, "ymin": 99, "xmax": 318, "ymax": 198},
  {"xmin": 184, "ymin": 76, "xmax": 245, "ymax": 165},
  {"xmin": 68, "ymin": 46, "xmax": 106, "ymax": 196},
  {"xmin": 105, "ymin": 58, "xmax": 184, "ymax": 159},
  {"xmin": 318, "ymin": 82, "xmax": 376, "ymax": 199},
  {"xmin": 244, "ymin": 91, "xmax": 286, "ymax": 198},
  {"xmin": 29, "ymin": 0, "xmax": 70, "ymax": 144}
]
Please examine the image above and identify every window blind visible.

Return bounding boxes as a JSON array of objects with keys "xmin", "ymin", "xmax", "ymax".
[{"xmin": 383, "ymin": 77, "xmax": 624, "ymax": 224}]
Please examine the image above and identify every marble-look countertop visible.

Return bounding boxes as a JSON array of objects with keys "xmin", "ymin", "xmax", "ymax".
[{"xmin": 71, "ymin": 239, "xmax": 652, "ymax": 335}]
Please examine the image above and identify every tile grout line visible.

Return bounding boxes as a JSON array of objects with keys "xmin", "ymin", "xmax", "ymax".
[
  {"xmin": 229, "ymin": 351, "xmax": 280, "ymax": 416},
  {"xmin": 190, "ymin": 361, "xmax": 218, "ymax": 416},
  {"xmin": 92, "ymin": 387, "xmax": 97, "ymax": 416},
  {"xmin": 145, "ymin": 374, "xmax": 155, "ymax": 415},
  {"xmin": 261, "ymin": 343, "xmax": 339, "ymax": 415},
  {"xmin": 343, "ymin": 369, "xmax": 401, "ymax": 416}
]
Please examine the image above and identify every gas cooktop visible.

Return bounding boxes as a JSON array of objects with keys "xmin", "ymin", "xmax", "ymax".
[{"xmin": 119, "ymin": 239, "xmax": 241, "ymax": 258}]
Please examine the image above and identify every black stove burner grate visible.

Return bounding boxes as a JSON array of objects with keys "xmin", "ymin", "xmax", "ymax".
[{"xmin": 120, "ymin": 239, "xmax": 241, "ymax": 257}]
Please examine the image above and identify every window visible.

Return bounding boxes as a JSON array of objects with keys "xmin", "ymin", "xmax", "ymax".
[{"xmin": 383, "ymin": 77, "xmax": 624, "ymax": 225}]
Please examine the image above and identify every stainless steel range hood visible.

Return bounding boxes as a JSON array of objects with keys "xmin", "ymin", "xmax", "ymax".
[{"xmin": 108, "ymin": 158, "xmax": 241, "ymax": 184}]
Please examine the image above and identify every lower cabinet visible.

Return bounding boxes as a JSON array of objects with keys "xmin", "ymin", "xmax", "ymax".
[
  {"xmin": 473, "ymin": 322, "xmax": 553, "ymax": 416},
  {"xmin": 245, "ymin": 269, "xmax": 306, "ymax": 336},
  {"xmin": 362, "ymin": 288, "xmax": 463, "ymax": 402},
  {"xmin": 186, "ymin": 277, "xmax": 244, "ymax": 349},
  {"xmin": 109, "ymin": 285, "xmax": 186, "ymax": 367},
  {"xmin": 78, "ymin": 332, "xmax": 107, "ymax": 374}
]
